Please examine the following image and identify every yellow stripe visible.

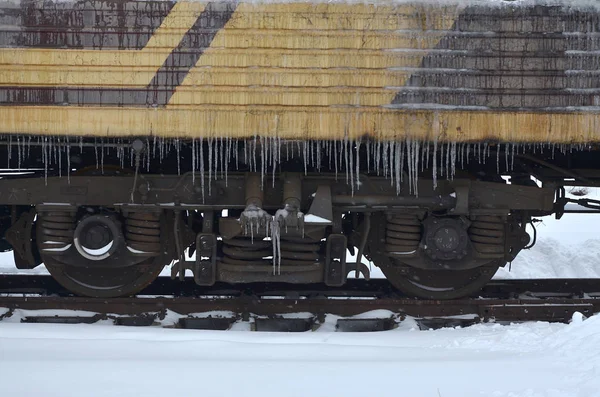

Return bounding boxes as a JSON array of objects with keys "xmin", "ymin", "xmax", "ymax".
[
  {"xmin": 0, "ymin": 106, "xmax": 598, "ymax": 143},
  {"xmin": 0, "ymin": 1, "xmax": 206, "ymax": 87},
  {"xmin": 181, "ymin": 67, "xmax": 409, "ymax": 88},
  {"xmin": 169, "ymin": 86, "xmax": 403, "ymax": 106}
]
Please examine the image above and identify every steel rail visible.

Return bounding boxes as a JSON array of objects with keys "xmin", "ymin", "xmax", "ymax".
[
  {"xmin": 2, "ymin": 275, "xmax": 600, "ymax": 299},
  {"xmin": 0, "ymin": 295, "xmax": 598, "ymax": 324},
  {"xmin": 1, "ymin": 278, "xmax": 599, "ymax": 328}
]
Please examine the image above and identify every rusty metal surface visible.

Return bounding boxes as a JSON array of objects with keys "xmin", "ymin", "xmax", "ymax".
[
  {"xmin": 0, "ymin": 172, "xmax": 554, "ymax": 213},
  {"xmin": 1, "ymin": 277, "xmax": 599, "ymax": 324},
  {"xmin": 0, "ymin": 293, "xmax": 598, "ymax": 323},
  {"xmin": 3, "ymin": 275, "xmax": 600, "ymax": 299},
  {"xmin": 0, "ymin": 0, "xmax": 174, "ymax": 50}
]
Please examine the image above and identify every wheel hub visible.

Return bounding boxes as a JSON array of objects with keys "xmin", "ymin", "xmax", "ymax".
[
  {"xmin": 423, "ymin": 217, "xmax": 469, "ymax": 261},
  {"xmin": 73, "ymin": 214, "xmax": 122, "ymax": 261}
]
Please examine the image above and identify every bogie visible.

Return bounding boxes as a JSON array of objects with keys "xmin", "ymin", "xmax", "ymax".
[{"xmin": 0, "ymin": 138, "xmax": 563, "ymax": 299}]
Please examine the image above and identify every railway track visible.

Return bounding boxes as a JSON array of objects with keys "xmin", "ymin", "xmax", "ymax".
[{"xmin": 1, "ymin": 276, "xmax": 599, "ymax": 332}]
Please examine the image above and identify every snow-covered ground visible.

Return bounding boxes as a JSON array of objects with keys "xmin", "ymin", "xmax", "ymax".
[{"xmin": 1, "ymin": 311, "xmax": 599, "ymax": 397}]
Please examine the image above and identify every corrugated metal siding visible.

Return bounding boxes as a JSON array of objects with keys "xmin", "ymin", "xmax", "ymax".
[{"xmin": 0, "ymin": 0, "xmax": 599, "ymax": 142}]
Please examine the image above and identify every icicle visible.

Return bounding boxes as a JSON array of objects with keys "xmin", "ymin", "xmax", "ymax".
[
  {"xmin": 220, "ymin": 136, "xmax": 225, "ymax": 180},
  {"xmin": 382, "ymin": 140, "xmax": 388, "ymax": 178},
  {"xmin": 405, "ymin": 138, "xmax": 412, "ymax": 194},
  {"xmin": 482, "ymin": 143, "xmax": 487, "ymax": 164},
  {"xmin": 344, "ymin": 136, "xmax": 350, "ymax": 183},
  {"xmin": 272, "ymin": 137, "xmax": 277, "ymax": 187},
  {"xmin": 465, "ymin": 144, "xmax": 470, "ymax": 165},
  {"xmin": 226, "ymin": 137, "xmax": 231, "ymax": 187},
  {"xmin": 375, "ymin": 141, "xmax": 381, "ymax": 176},
  {"xmin": 100, "ymin": 139, "xmax": 105, "ymax": 174},
  {"xmin": 445, "ymin": 141, "xmax": 450, "ymax": 180},
  {"xmin": 146, "ymin": 138, "xmax": 151, "ymax": 172},
  {"xmin": 16, "ymin": 136, "xmax": 21, "ymax": 171},
  {"xmin": 389, "ymin": 140, "xmax": 395, "ymax": 187},
  {"xmin": 199, "ymin": 137, "xmax": 205, "ymax": 202},
  {"xmin": 271, "ymin": 218, "xmax": 281, "ymax": 275},
  {"xmin": 253, "ymin": 135, "xmax": 258, "ymax": 173},
  {"xmin": 175, "ymin": 139, "xmax": 180, "ymax": 175},
  {"xmin": 191, "ymin": 139, "xmax": 196, "ymax": 184},
  {"xmin": 215, "ymin": 137, "xmax": 220, "ymax": 181},
  {"xmin": 7, "ymin": 135, "xmax": 11, "ymax": 168},
  {"xmin": 399, "ymin": 140, "xmax": 405, "ymax": 184},
  {"xmin": 50, "ymin": 137, "xmax": 55, "ymax": 166},
  {"xmin": 425, "ymin": 141, "xmax": 430, "ymax": 172},
  {"xmin": 450, "ymin": 141, "xmax": 456, "ymax": 181},
  {"xmin": 414, "ymin": 140, "xmax": 420, "ymax": 195},
  {"xmin": 333, "ymin": 140, "xmax": 339, "ymax": 179},
  {"xmin": 326, "ymin": 140, "xmax": 331, "ymax": 169},
  {"xmin": 366, "ymin": 140, "xmax": 371, "ymax": 174},
  {"xmin": 66, "ymin": 139, "xmax": 71, "ymax": 183},
  {"xmin": 511, "ymin": 143, "xmax": 516, "ymax": 171},
  {"xmin": 496, "ymin": 144, "xmax": 500, "ymax": 174},
  {"xmin": 420, "ymin": 139, "xmax": 425, "ymax": 173},
  {"xmin": 316, "ymin": 139, "xmax": 321, "ymax": 172},
  {"xmin": 94, "ymin": 138, "xmax": 99, "ymax": 169},
  {"xmin": 235, "ymin": 138, "xmax": 239, "ymax": 171},
  {"xmin": 43, "ymin": 137, "xmax": 48, "ymax": 185},
  {"xmin": 440, "ymin": 142, "xmax": 445, "ymax": 179},
  {"xmin": 432, "ymin": 136, "xmax": 438, "ymax": 190},
  {"xmin": 130, "ymin": 148, "xmax": 141, "ymax": 203},
  {"xmin": 208, "ymin": 138, "xmax": 213, "ymax": 195},
  {"xmin": 58, "ymin": 138, "xmax": 62, "ymax": 178},
  {"xmin": 159, "ymin": 137, "xmax": 163, "ymax": 163}
]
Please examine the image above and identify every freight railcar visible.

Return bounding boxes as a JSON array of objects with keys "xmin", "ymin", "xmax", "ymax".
[{"xmin": 0, "ymin": 0, "xmax": 599, "ymax": 299}]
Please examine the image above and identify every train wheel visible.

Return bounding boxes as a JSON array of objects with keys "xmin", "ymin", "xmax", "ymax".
[
  {"xmin": 37, "ymin": 207, "xmax": 167, "ymax": 298},
  {"xmin": 380, "ymin": 261, "xmax": 501, "ymax": 300},
  {"xmin": 38, "ymin": 164, "xmax": 167, "ymax": 297},
  {"xmin": 44, "ymin": 255, "xmax": 165, "ymax": 298}
]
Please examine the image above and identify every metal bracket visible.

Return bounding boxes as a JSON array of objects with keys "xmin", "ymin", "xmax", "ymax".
[
  {"xmin": 350, "ymin": 212, "xmax": 370, "ymax": 278},
  {"xmin": 5, "ymin": 209, "xmax": 40, "ymax": 269},
  {"xmin": 325, "ymin": 234, "xmax": 347, "ymax": 286},
  {"xmin": 449, "ymin": 182, "xmax": 470, "ymax": 215},
  {"xmin": 194, "ymin": 233, "xmax": 217, "ymax": 286},
  {"xmin": 346, "ymin": 262, "xmax": 370, "ymax": 280}
]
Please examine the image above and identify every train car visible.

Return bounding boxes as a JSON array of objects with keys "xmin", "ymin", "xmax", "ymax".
[{"xmin": 0, "ymin": 0, "xmax": 599, "ymax": 299}]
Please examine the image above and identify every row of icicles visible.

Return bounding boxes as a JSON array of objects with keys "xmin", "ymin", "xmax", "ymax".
[{"xmin": 3, "ymin": 135, "xmax": 593, "ymax": 197}]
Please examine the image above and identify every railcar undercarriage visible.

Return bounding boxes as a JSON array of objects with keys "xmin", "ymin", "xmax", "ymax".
[{"xmin": 0, "ymin": 138, "xmax": 589, "ymax": 299}]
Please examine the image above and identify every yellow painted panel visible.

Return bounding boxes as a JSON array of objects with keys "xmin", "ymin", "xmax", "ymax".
[
  {"xmin": 0, "ymin": 106, "xmax": 598, "ymax": 144},
  {"xmin": 169, "ymin": 87, "xmax": 397, "ymax": 106},
  {"xmin": 210, "ymin": 29, "xmax": 446, "ymax": 50},
  {"xmin": 181, "ymin": 67, "xmax": 408, "ymax": 88},
  {"xmin": 192, "ymin": 49, "xmax": 430, "ymax": 69}
]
